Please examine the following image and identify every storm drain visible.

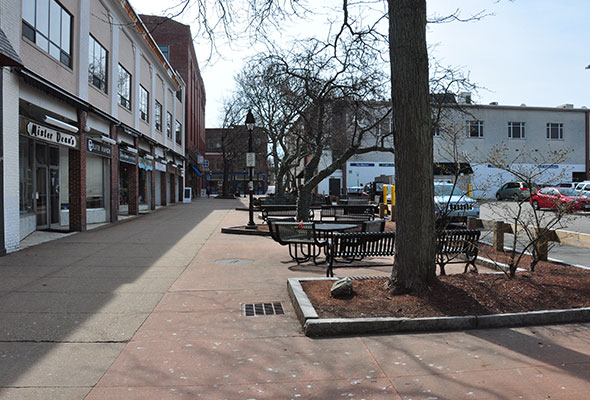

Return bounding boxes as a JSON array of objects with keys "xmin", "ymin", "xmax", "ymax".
[{"xmin": 242, "ymin": 302, "xmax": 284, "ymax": 317}]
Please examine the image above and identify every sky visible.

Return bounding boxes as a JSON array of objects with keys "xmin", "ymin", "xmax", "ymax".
[{"xmin": 129, "ymin": 0, "xmax": 590, "ymax": 128}]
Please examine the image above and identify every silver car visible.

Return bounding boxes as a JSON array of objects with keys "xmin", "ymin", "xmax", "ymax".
[
  {"xmin": 434, "ymin": 182, "xmax": 480, "ymax": 222},
  {"xmin": 496, "ymin": 181, "xmax": 531, "ymax": 201}
]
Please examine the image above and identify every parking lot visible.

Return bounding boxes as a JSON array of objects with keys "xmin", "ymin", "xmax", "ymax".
[{"xmin": 479, "ymin": 200, "xmax": 590, "ymax": 266}]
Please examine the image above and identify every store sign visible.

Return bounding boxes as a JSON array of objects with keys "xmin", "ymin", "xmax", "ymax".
[
  {"xmin": 138, "ymin": 157, "xmax": 154, "ymax": 171},
  {"xmin": 246, "ymin": 152, "xmax": 255, "ymax": 168},
  {"xmin": 27, "ymin": 122, "xmax": 78, "ymax": 148},
  {"xmin": 119, "ymin": 149, "xmax": 137, "ymax": 165},
  {"xmin": 155, "ymin": 161, "xmax": 166, "ymax": 172},
  {"xmin": 87, "ymin": 138, "xmax": 112, "ymax": 158}
]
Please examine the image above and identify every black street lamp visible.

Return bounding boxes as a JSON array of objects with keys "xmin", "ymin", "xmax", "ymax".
[{"xmin": 245, "ymin": 110, "xmax": 257, "ymax": 228}]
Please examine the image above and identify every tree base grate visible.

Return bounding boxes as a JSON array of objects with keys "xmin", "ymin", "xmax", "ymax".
[{"xmin": 242, "ymin": 302, "xmax": 284, "ymax": 316}]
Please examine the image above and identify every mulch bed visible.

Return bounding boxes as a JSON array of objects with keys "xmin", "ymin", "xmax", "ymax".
[{"xmin": 301, "ymin": 243, "xmax": 590, "ymax": 318}]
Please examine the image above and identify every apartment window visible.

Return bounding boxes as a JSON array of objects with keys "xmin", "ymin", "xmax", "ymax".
[
  {"xmin": 547, "ymin": 123, "xmax": 563, "ymax": 140},
  {"xmin": 159, "ymin": 45, "xmax": 169, "ymax": 61},
  {"xmin": 508, "ymin": 122, "xmax": 525, "ymax": 139},
  {"xmin": 155, "ymin": 101, "xmax": 163, "ymax": 131},
  {"xmin": 176, "ymin": 90, "xmax": 182, "ymax": 102},
  {"xmin": 166, "ymin": 112, "xmax": 172, "ymax": 138},
  {"xmin": 139, "ymin": 85, "xmax": 149, "ymax": 122},
  {"xmin": 118, "ymin": 64, "xmax": 131, "ymax": 110},
  {"xmin": 22, "ymin": 0, "xmax": 72, "ymax": 67},
  {"xmin": 175, "ymin": 120, "xmax": 182, "ymax": 145},
  {"xmin": 467, "ymin": 120, "xmax": 484, "ymax": 138},
  {"xmin": 88, "ymin": 35, "xmax": 108, "ymax": 92}
]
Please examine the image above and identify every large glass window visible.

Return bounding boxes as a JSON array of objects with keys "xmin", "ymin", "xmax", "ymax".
[
  {"xmin": 139, "ymin": 85, "xmax": 149, "ymax": 122},
  {"xmin": 166, "ymin": 112, "xmax": 172, "ymax": 138},
  {"xmin": 118, "ymin": 64, "xmax": 131, "ymax": 110},
  {"xmin": 547, "ymin": 123, "xmax": 563, "ymax": 140},
  {"xmin": 175, "ymin": 120, "xmax": 182, "ymax": 145},
  {"xmin": 88, "ymin": 35, "xmax": 108, "ymax": 92},
  {"xmin": 86, "ymin": 155, "xmax": 104, "ymax": 208},
  {"xmin": 508, "ymin": 122, "xmax": 525, "ymax": 139},
  {"xmin": 22, "ymin": 0, "xmax": 72, "ymax": 67},
  {"xmin": 155, "ymin": 101, "xmax": 163, "ymax": 131},
  {"xmin": 19, "ymin": 137, "xmax": 34, "ymax": 213}
]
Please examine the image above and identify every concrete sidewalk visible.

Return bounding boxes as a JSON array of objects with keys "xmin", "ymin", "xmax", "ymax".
[{"xmin": 1, "ymin": 200, "xmax": 589, "ymax": 399}]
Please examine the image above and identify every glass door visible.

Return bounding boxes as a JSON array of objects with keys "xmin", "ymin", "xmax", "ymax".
[
  {"xmin": 49, "ymin": 167, "xmax": 60, "ymax": 225},
  {"xmin": 36, "ymin": 165, "xmax": 48, "ymax": 228}
]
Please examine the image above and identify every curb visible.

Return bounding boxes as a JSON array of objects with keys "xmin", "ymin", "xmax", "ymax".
[{"xmin": 287, "ymin": 277, "xmax": 590, "ymax": 337}]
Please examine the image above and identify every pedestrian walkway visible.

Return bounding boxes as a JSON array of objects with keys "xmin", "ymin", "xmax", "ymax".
[{"xmin": 0, "ymin": 199, "xmax": 588, "ymax": 399}]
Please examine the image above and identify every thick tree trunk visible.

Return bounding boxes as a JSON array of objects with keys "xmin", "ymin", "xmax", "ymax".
[{"xmin": 388, "ymin": 0, "xmax": 437, "ymax": 294}]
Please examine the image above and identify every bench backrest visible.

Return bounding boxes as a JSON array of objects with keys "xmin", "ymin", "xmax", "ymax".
[
  {"xmin": 331, "ymin": 231, "xmax": 396, "ymax": 258},
  {"xmin": 267, "ymin": 217, "xmax": 296, "ymax": 242},
  {"xmin": 362, "ymin": 219, "xmax": 386, "ymax": 232},
  {"xmin": 261, "ymin": 205, "xmax": 314, "ymax": 221},
  {"xmin": 273, "ymin": 221, "xmax": 317, "ymax": 245},
  {"xmin": 436, "ymin": 229, "xmax": 480, "ymax": 257}
]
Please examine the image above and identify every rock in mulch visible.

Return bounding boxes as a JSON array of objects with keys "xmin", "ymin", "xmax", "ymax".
[{"xmin": 331, "ymin": 277, "xmax": 353, "ymax": 298}]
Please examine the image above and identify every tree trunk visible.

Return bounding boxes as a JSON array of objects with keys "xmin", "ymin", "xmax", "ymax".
[{"xmin": 388, "ymin": 0, "xmax": 437, "ymax": 294}]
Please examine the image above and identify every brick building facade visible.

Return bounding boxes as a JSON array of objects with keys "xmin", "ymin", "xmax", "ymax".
[{"xmin": 140, "ymin": 15, "xmax": 207, "ymax": 198}]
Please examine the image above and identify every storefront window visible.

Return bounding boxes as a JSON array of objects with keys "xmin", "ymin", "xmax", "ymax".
[
  {"xmin": 139, "ymin": 169, "xmax": 147, "ymax": 204},
  {"xmin": 19, "ymin": 136, "xmax": 34, "ymax": 213},
  {"xmin": 86, "ymin": 155, "xmax": 104, "ymax": 208}
]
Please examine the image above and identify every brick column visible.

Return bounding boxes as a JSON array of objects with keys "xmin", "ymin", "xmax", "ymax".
[
  {"xmin": 170, "ymin": 172, "xmax": 176, "ymax": 203},
  {"xmin": 127, "ymin": 138, "xmax": 139, "ymax": 215},
  {"xmin": 150, "ymin": 146, "xmax": 156, "ymax": 210},
  {"xmin": 69, "ymin": 110, "xmax": 87, "ymax": 231},
  {"xmin": 109, "ymin": 124, "xmax": 119, "ymax": 223},
  {"xmin": 160, "ymin": 171, "xmax": 167, "ymax": 205}
]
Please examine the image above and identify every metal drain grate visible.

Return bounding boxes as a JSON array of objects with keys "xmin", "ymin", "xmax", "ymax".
[{"xmin": 242, "ymin": 302, "xmax": 284, "ymax": 317}]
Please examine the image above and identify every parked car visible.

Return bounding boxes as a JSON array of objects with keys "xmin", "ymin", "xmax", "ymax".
[
  {"xmin": 434, "ymin": 181, "xmax": 480, "ymax": 222},
  {"xmin": 529, "ymin": 187, "xmax": 590, "ymax": 212},
  {"xmin": 496, "ymin": 181, "xmax": 532, "ymax": 201},
  {"xmin": 574, "ymin": 181, "xmax": 590, "ymax": 196}
]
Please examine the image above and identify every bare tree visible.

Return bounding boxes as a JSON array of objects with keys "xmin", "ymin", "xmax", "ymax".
[{"xmin": 483, "ymin": 145, "xmax": 574, "ymax": 276}]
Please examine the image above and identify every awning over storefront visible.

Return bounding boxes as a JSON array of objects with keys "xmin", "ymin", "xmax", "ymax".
[{"xmin": 191, "ymin": 165, "xmax": 202, "ymax": 177}]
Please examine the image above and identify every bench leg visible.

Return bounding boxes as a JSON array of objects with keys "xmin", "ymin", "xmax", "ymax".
[{"xmin": 464, "ymin": 258, "xmax": 478, "ymax": 274}]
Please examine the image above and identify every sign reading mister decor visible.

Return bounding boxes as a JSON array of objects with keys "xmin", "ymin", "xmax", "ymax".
[
  {"xmin": 119, "ymin": 149, "xmax": 137, "ymax": 165},
  {"xmin": 27, "ymin": 122, "xmax": 78, "ymax": 148},
  {"xmin": 87, "ymin": 138, "xmax": 112, "ymax": 158}
]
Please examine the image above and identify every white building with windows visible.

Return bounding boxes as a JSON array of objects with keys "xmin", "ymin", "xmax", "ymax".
[{"xmin": 319, "ymin": 99, "xmax": 589, "ymax": 199}]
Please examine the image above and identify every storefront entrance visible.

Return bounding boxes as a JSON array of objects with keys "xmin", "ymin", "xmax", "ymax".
[{"xmin": 35, "ymin": 143, "xmax": 60, "ymax": 229}]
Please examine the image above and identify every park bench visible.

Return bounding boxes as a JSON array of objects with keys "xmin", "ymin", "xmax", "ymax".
[
  {"xmin": 261, "ymin": 205, "xmax": 314, "ymax": 222},
  {"xmin": 326, "ymin": 228, "xmax": 481, "ymax": 277},
  {"xmin": 269, "ymin": 221, "xmax": 326, "ymax": 264},
  {"xmin": 327, "ymin": 231, "xmax": 396, "ymax": 277},
  {"xmin": 320, "ymin": 204, "xmax": 377, "ymax": 222},
  {"xmin": 436, "ymin": 229, "xmax": 481, "ymax": 275}
]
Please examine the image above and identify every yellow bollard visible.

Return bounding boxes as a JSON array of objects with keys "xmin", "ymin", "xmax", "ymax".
[
  {"xmin": 383, "ymin": 185, "xmax": 389, "ymax": 215},
  {"xmin": 391, "ymin": 184, "xmax": 396, "ymax": 206},
  {"xmin": 468, "ymin": 183, "xmax": 472, "ymax": 197}
]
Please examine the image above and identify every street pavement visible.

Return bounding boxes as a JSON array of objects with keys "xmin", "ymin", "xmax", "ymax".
[{"xmin": 0, "ymin": 198, "xmax": 589, "ymax": 399}]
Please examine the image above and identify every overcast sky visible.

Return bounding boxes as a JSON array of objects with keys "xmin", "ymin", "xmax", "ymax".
[{"xmin": 129, "ymin": 0, "xmax": 590, "ymax": 128}]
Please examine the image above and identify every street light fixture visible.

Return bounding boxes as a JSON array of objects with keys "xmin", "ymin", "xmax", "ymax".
[{"xmin": 245, "ymin": 110, "xmax": 257, "ymax": 228}]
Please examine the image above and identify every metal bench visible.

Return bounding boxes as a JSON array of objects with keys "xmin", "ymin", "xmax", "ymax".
[
  {"xmin": 436, "ymin": 229, "xmax": 481, "ymax": 275},
  {"xmin": 327, "ymin": 231, "xmax": 396, "ymax": 277},
  {"xmin": 320, "ymin": 204, "xmax": 377, "ymax": 222},
  {"xmin": 261, "ymin": 205, "xmax": 314, "ymax": 222}
]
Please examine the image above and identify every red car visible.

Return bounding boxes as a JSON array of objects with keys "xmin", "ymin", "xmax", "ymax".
[{"xmin": 530, "ymin": 187, "xmax": 590, "ymax": 212}]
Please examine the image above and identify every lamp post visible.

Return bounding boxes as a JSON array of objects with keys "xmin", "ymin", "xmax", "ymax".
[{"xmin": 245, "ymin": 110, "xmax": 256, "ymax": 228}]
